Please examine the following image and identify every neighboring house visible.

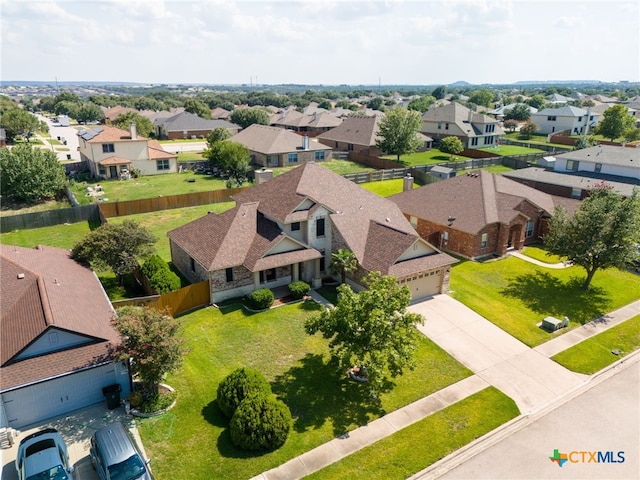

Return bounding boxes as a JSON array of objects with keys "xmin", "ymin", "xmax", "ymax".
[
  {"xmin": 270, "ymin": 110, "xmax": 343, "ymax": 137},
  {"xmin": 503, "ymin": 167, "xmax": 638, "ymax": 199},
  {"xmin": 486, "ymin": 103, "xmax": 538, "ymax": 120},
  {"xmin": 168, "ymin": 162, "xmax": 456, "ymax": 303},
  {"xmin": 316, "ymin": 115, "xmax": 383, "ymax": 154},
  {"xmin": 553, "ymin": 145, "xmax": 640, "ymax": 181},
  {"xmin": 211, "ymin": 107, "xmax": 231, "ymax": 120},
  {"xmin": 546, "ymin": 93, "xmax": 571, "ymax": 105},
  {"xmin": 530, "ymin": 106, "xmax": 600, "ymax": 135},
  {"xmin": 78, "ymin": 124, "xmax": 178, "ymax": 178},
  {"xmin": 154, "ymin": 111, "xmax": 240, "ymax": 140},
  {"xmin": 101, "ymin": 106, "xmax": 136, "ymax": 122},
  {"xmin": 421, "ymin": 102, "xmax": 504, "ymax": 149},
  {"xmin": 0, "ymin": 245, "xmax": 129, "ymax": 429},
  {"xmin": 230, "ymin": 124, "xmax": 333, "ymax": 168},
  {"xmin": 389, "ymin": 170, "xmax": 579, "ymax": 259}
]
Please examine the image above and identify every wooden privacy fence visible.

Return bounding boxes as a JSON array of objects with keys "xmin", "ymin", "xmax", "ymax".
[
  {"xmin": 97, "ymin": 187, "xmax": 247, "ymax": 218},
  {"xmin": 0, "ymin": 203, "xmax": 101, "ymax": 232},
  {"xmin": 111, "ymin": 280, "xmax": 210, "ymax": 317}
]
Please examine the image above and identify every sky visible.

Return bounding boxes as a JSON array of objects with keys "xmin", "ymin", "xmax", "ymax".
[{"xmin": 1, "ymin": 0, "xmax": 639, "ymax": 86}]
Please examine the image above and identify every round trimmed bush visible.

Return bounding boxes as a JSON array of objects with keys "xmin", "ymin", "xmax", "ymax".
[
  {"xmin": 140, "ymin": 254, "xmax": 167, "ymax": 279},
  {"xmin": 149, "ymin": 268, "xmax": 181, "ymax": 294},
  {"xmin": 230, "ymin": 395, "xmax": 292, "ymax": 451},
  {"xmin": 247, "ymin": 288, "xmax": 274, "ymax": 309},
  {"xmin": 288, "ymin": 281, "xmax": 310, "ymax": 299},
  {"xmin": 216, "ymin": 367, "xmax": 272, "ymax": 418}
]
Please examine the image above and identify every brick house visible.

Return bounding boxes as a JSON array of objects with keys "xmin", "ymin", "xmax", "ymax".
[
  {"xmin": 168, "ymin": 162, "xmax": 456, "ymax": 303},
  {"xmin": 389, "ymin": 170, "xmax": 580, "ymax": 259},
  {"xmin": 230, "ymin": 124, "xmax": 333, "ymax": 168},
  {"xmin": 0, "ymin": 245, "xmax": 129, "ymax": 428},
  {"xmin": 270, "ymin": 110, "xmax": 343, "ymax": 137},
  {"xmin": 316, "ymin": 115, "xmax": 384, "ymax": 155},
  {"xmin": 154, "ymin": 111, "xmax": 240, "ymax": 140}
]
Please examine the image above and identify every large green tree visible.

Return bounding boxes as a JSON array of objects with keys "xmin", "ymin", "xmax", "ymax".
[
  {"xmin": 407, "ymin": 95, "xmax": 436, "ymax": 113},
  {"xmin": 184, "ymin": 98, "xmax": 211, "ymax": 119},
  {"xmin": 431, "ymin": 86, "xmax": 446, "ymax": 100},
  {"xmin": 544, "ymin": 186, "xmax": 640, "ymax": 290},
  {"xmin": 519, "ymin": 121, "xmax": 539, "ymax": 139},
  {"xmin": 329, "ymin": 249, "xmax": 358, "ymax": 284},
  {"xmin": 468, "ymin": 89, "xmax": 495, "ymax": 108},
  {"xmin": 71, "ymin": 220, "xmax": 155, "ymax": 285},
  {"xmin": 112, "ymin": 306, "xmax": 187, "ymax": 396},
  {"xmin": 76, "ymin": 102, "xmax": 105, "ymax": 124},
  {"xmin": 439, "ymin": 136, "xmax": 464, "ymax": 159},
  {"xmin": 0, "ymin": 144, "xmax": 66, "ymax": 202},
  {"xmin": 203, "ymin": 140, "xmax": 251, "ymax": 184},
  {"xmin": 1, "ymin": 108, "xmax": 40, "ymax": 142},
  {"xmin": 206, "ymin": 126, "xmax": 232, "ymax": 145},
  {"xmin": 504, "ymin": 103, "xmax": 531, "ymax": 121},
  {"xmin": 596, "ymin": 104, "xmax": 636, "ymax": 141},
  {"xmin": 113, "ymin": 111, "xmax": 154, "ymax": 138},
  {"xmin": 375, "ymin": 107, "xmax": 423, "ymax": 162},
  {"xmin": 229, "ymin": 108, "xmax": 270, "ymax": 129},
  {"xmin": 305, "ymin": 272, "xmax": 424, "ymax": 391}
]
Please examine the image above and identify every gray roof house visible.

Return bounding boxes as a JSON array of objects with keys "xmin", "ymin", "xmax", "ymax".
[
  {"xmin": 230, "ymin": 124, "xmax": 333, "ymax": 167},
  {"xmin": 530, "ymin": 106, "xmax": 600, "ymax": 135},
  {"xmin": 553, "ymin": 145, "xmax": 640, "ymax": 181},
  {"xmin": 168, "ymin": 162, "xmax": 456, "ymax": 303},
  {"xmin": 154, "ymin": 111, "xmax": 240, "ymax": 140}
]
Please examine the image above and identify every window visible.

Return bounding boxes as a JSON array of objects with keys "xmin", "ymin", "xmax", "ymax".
[
  {"xmin": 291, "ymin": 222, "xmax": 300, "ymax": 232},
  {"xmin": 316, "ymin": 218, "xmax": 325, "ymax": 237},
  {"xmin": 437, "ymin": 122, "xmax": 442, "ymax": 129},
  {"xmin": 571, "ymin": 187, "xmax": 581, "ymax": 199},
  {"xmin": 99, "ymin": 165, "xmax": 106, "ymax": 175},
  {"xmin": 319, "ymin": 250, "xmax": 326, "ymax": 272},
  {"xmin": 266, "ymin": 155, "xmax": 271, "ymax": 166},
  {"xmin": 190, "ymin": 258, "xmax": 196, "ymax": 272},
  {"xmin": 485, "ymin": 124, "xmax": 495, "ymax": 133},
  {"xmin": 315, "ymin": 151, "xmax": 325, "ymax": 161},
  {"xmin": 566, "ymin": 160, "xmax": 579, "ymax": 171},
  {"xmin": 157, "ymin": 159, "xmax": 170, "ymax": 171},
  {"xmin": 484, "ymin": 136, "xmax": 494, "ymax": 145},
  {"xmin": 259, "ymin": 268, "xmax": 276, "ymax": 283},
  {"xmin": 288, "ymin": 153, "xmax": 298, "ymax": 164},
  {"xmin": 577, "ymin": 117, "xmax": 583, "ymax": 122},
  {"xmin": 445, "ymin": 123, "xmax": 449, "ymax": 130},
  {"xmin": 595, "ymin": 163, "xmax": 602, "ymax": 173},
  {"xmin": 225, "ymin": 267, "xmax": 233, "ymax": 282},
  {"xmin": 525, "ymin": 220, "xmax": 534, "ymax": 238},
  {"xmin": 442, "ymin": 231, "xmax": 449, "ymax": 246},
  {"xmin": 480, "ymin": 233, "xmax": 488, "ymax": 248},
  {"xmin": 347, "ymin": 143, "xmax": 354, "ymax": 151},
  {"xmin": 471, "ymin": 137, "xmax": 478, "ymax": 146},
  {"xmin": 409, "ymin": 215, "xmax": 418, "ymax": 228},
  {"xmin": 102, "ymin": 143, "xmax": 115, "ymax": 153},
  {"xmin": 547, "ymin": 116, "xmax": 557, "ymax": 121}
]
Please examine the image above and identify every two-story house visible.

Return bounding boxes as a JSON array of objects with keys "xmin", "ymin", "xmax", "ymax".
[
  {"xmin": 78, "ymin": 123, "xmax": 178, "ymax": 178},
  {"xmin": 168, "ymin": 163, "xmax": 456, "ymax": 303},
  {"xmin": 530, "ymin": 106, "xmax": 600, "ymax": 135},
  {"xmin": 553, "ymin": 145, "xmax": 640, "ymax": 180},
  {"xmin": 421, "ymin": 102, "xmax": 504, "ymax": 149}
]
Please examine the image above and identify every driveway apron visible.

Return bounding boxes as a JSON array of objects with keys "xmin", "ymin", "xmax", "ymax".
[{"xmin": 409, "ymin": 295, "xmax": 586, "ymax": 414}]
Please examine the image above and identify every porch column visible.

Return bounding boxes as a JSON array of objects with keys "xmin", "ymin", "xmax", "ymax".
[
  {"xmin": 312, "ymin": 258, "xmax": 322, "ymax": 288},
  {"xmin": 253, "ymin": 272, "xmax": 260, "ymax": 289},
  {"xmin": 292, "ymin": 263, "xmax": 299, "ymax": 282}
]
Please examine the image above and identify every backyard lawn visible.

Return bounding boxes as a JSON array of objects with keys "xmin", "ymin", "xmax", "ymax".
[
  {"xmin": 450, "ymin": 255, "xmax": 640, "ymax": 347},
  {"xmin": 138, "ymin": 300, "xmax": 472, "ymax": 480},
  {"xmin": 0, "ymin": 221, "xmax": 92, "ymax": 249},
  {"xmin": 384, "ymin": 149, "xmax": 471, "ymax": 167},
  {"xmin": 360, "ymin": 178, "xmax": 418, "ymax": 197},
  {"xmin": 478, "ymin": 144, "xmax": 544, "ymax": 156}
]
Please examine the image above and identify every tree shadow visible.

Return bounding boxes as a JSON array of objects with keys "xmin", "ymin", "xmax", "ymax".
[
  {"xmin": 500, "ymin": 271, "xmax": 611, "ymax": 324},
  {"xmin": 201, "ymin": 399, "xmax": 228, "ymax": 428},
  {"xmin": 271, "ymin": 353, "xmax": 390, "ymax": 437}
]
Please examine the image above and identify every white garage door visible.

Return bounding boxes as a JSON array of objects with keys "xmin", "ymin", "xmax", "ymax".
[
  {"xmin": 2, "ymin": 364, "xmax": 117, "ymax": 428},
  {"xmin": 406, "ymin": 272, "xmax": 442, "ymax": 300}
]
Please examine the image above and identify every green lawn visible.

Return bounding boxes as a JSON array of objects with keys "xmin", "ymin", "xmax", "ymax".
[
  {"xmin": 0, "ymin": 221, "xmax": 92, "ymax": 249},
  {"xmin": 552, "ymin": 315, "xmax": 640, "ymax": 374},
  {"xmin": 305, "ymin": 387, "xmax": 519, "ymax": 480},
  {"xmin": 470, "ymin": 164, "xmax": 515, "ymax": 175},
  {"xmin": 158, "ymin": 138, "xmax": 206, "ymax": 144},
  {"xmin": 385, "ymin": 149, "xmax": 471, "ymax": 167},
  {"xmin": 360, "ymin": 178, "xmax": 418, "ymax": 197},
  {"xmin": 450, "ymin": 256, "xmax": 640, "ymax": 347},
  {"xmin": 177, "ymin": 151, "xmax": 206, "ymax": 162},
  {"xmin": 69, "ymin": 171, "xmax": 229, "ymax": 204},
  {"xmin": 521, "ymin": 245, "xmax": 567, "ymax": 264},
  {"xmin": 321, "ymin": 160, "xmax": 376, "ymax": 175},
  {"xmin": 138, "ymin": 301, "xmax": 472, "ymax": 480},
  {"xmin": 478, "ymin": 145, "xmax": 544, "ymax": 156},
  {"xmin": 503, "ymin": 132, "xmax": 567, "ymax": 148}
]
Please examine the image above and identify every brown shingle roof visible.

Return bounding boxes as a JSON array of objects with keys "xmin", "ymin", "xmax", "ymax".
[
  {"xmin": 81, "ymin": 125, "xmax": 145, "ymax": 143},
  {"xmin": 230, "ymin": 124, "xmax": 330, "ymax": 155},
  {"xmin": 1, "ymin": 245, "xmax": 118, "ymax": 390},
  {"xmin": 316, "ymin": 115, "xmax": 382, "ymax": 147},
  {"xmin": 390, "ymin": 170, "xmax": 559, "ymax": 235}
]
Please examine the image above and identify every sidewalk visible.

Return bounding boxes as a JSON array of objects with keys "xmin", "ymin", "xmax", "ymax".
[
  {"xmin": 507, "ymin": 250, "xmax": 572, "ymax": 269},
  {"xmin": 252, "ymin": 292, "xmax": 639, "ymax": 480}
]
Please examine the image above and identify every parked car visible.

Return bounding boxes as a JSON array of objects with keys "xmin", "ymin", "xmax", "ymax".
[
  {"xmin": 90, "ymin": 422, "xmax": 154, "ymax": 480},
  {"xmin": 15, "ymin": 428, "xmax": 73, "ymax": 480}
]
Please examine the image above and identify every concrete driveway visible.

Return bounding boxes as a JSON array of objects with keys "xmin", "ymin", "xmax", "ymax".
[
  {"xmin": 409, "ymin": 295, "xmax": 587, "ymax": 414},
  {"xmin": 1, "ymin": 403, "xmax": 142, "ymax": 480}
]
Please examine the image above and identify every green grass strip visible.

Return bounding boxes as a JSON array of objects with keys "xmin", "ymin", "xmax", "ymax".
[
  {"xmin": 552, "ymin": 315, "xmax": 640, "ymax": 374},
  {"xmin": 304, "ymin": 387, "xmax": 519, "ymax": 480}
]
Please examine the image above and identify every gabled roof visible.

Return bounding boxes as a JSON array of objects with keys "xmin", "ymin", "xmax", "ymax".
[
  {"xmin": 1, "ymin": 245, "xmax": 118, "ymax": 390},
  {"xmin": 534, "ymin": 106, "xmax": 592, "ymax": 117},
  {"xmin": 157, "ymin": 111, "xmax": 239, "ymax": 132},
  {"xmin": 78, "ymin": 125, "xmax": 144, "ymax": 143},
  {"xmin": 230, "ymin": 124, "xmax": 331, "ymax": 155},
  {"xmin": 316, "ymin": 115, "xmax": 382, "ymax": 147},
  {"xmin": 422, "ymin": 102, "xmax": 499, "ymax": 126},
  {"xmin": 389, "ymin": 170, "xmax": 560, "ymax": 235}
]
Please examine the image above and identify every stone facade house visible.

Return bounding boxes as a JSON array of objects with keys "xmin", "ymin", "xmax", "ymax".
[
  {"xmin": 230, "ymin": 124, "xmax": 333, "ymax": 168},
  {"xmin": 0, "ymin": 245, "xmax": 129, "ymax": 428},
  {"xmin": 168, "ymin": 163, "xmax": 456, "ymax": 303},
  {"xmin": 389, "ymin": 170, "xmax": 579, "ymax": 259},
  {"xmin": 78, "ymin": 124, "xmax": 177, "ymax": 178}
]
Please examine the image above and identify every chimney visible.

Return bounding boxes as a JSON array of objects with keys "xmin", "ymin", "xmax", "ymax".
[
  {"xmin": 129, "ymin": 122, "xmax": 137, "ymax": 140},
  {"xmin": 255, "ymin": 168, "xmax": 273, "ymax": 185},
  {"xmin": 302, "ymin": 135, "xmax": 309, "ymax": 150},
  {"xmin": 403, "ymin": 173, "xmax": 414, "ymax": 192},
  {"xmin": 468, "ymin": 109, "xmax": 473, "ymax": 122}
]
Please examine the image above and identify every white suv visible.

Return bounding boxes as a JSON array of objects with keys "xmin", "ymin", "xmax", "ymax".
[{"xmin": 15, "ymin": 428, "xmax": 73, "ymax": 480}]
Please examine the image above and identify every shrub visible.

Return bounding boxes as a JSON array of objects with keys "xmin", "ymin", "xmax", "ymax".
[
  {"xmin": 288, "ymin": 281, "xmax": 310, "ymax": 299},
  {"xmin": 230, "ymin": 395, "xmax": 292, "ymax": 451},
  {"xmin": 149, "ymin": 268, "xmax": 181, "ymax": 294},
  {"xmin": 216, "ymin": 367, "xmax": 272, "ymax": 418},
  {"xmin": 141, "ymin": 254, "xmax": 167, "ymax": 279},
  {"xmin": 247, "ymin": 288, "xmax": 274, "ymax": 310}
]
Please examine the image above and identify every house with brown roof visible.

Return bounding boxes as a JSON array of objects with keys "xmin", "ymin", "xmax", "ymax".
[
  {"xmin": 270, "ymin": 110, "xmax": 343, "ymax": 137},
  {"xmin": 230, "ymin": 124, "xmax": 333, "ymax": 167},
  {"xmin": 316, "ymin": 115, "xmax": 384, "ymax": 155},
  {"xmin": 0, "ymin": 245, "xmax": 129, "ymax": 428},
  {"xmin": 389, "ymin": 170, "xmax": 580, "ymax": 259},
  {"xmin": 168, "ymin": 163, "xmax": 456, "ymax": 303},
  {"xmin": 78, "ymin": 123, "xmax": 178, "ymax": 178},
  {"xmin": 154, "ymin": 111, "xmax": 240, "ymax": 140},
  {"xmin": 421, "ymin": 102, "xmax": 504, "ymax": 149}
]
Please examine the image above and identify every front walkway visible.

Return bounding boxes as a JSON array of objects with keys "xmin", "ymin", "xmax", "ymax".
[{"xmin": 507, "ymin": 250, "xmax": 572, "ymax": 269}]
